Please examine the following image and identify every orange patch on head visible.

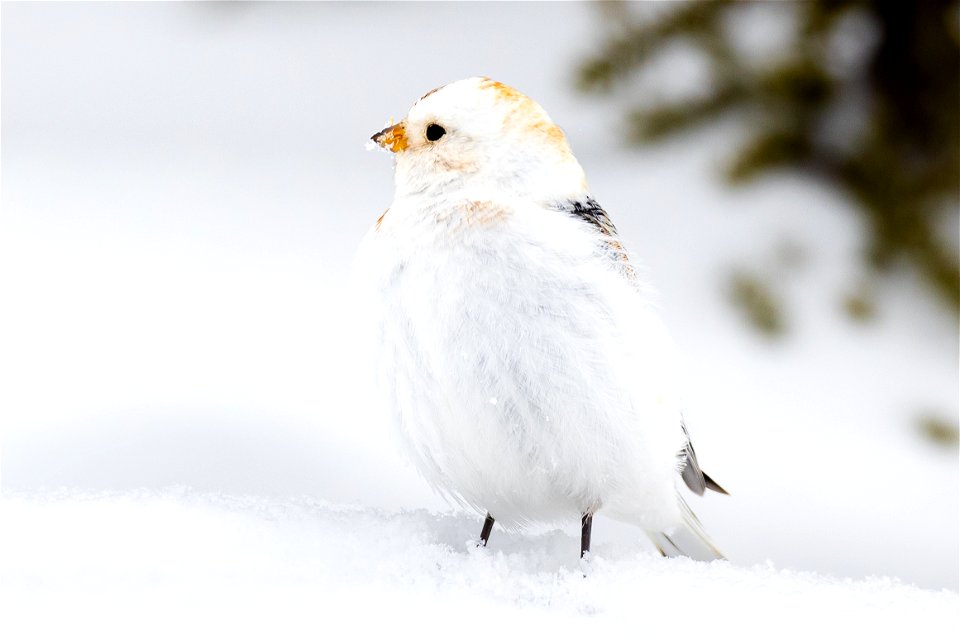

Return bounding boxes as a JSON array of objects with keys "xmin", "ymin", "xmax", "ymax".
[
  {"xmin": 481, "ymin": 79, "xmax": 528, "ymax": 105},
  {"xmin": 531, "ymin": 119, "xmax": 568, "ymax": 146},
  {"xmin": 479, "ymin": 78, "xmax": 571, "ymax": 155}
]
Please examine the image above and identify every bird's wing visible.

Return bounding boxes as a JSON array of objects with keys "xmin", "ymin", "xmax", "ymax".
[
  {"xmin": 553, "ymin": 197, "xmax": 637, "ymax": 283},
  {"xmin": 680, "ymin": 420, "xmax": 708, "ymax": 495},
  {"xmin": 680, "ymin": 419, "xmax": 728, "ymax": 495},
  {"xmin": 556, "ymin": 198, "xmax": 728, "ymax": 496},
  {"xmin": 555, "ymin": 197, "xmax": 620, "ymax": 237}
]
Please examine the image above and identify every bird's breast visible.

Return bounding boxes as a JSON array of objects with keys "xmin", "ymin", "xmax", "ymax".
[{"xmin": 363, "ymin": 198, "xmax": 686, "ymax": 527}]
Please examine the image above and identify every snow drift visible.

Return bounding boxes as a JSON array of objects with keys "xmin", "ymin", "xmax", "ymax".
[{"xmin": 2, "ymin": 490, "xmax": 955, "ymax": 639}]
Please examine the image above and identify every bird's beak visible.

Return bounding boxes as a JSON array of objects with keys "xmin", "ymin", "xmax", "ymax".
[{"xmin": 371, "ymin": 122, "xmax": 408, "ymax": 153}]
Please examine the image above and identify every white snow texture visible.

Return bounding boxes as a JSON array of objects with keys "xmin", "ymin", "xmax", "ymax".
[{"xmin": 2, "ymin": 490, "xmax": 956, "ymax": 639}]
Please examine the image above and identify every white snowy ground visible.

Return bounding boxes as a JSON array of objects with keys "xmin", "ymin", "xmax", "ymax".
[
  {"xmin": 1, "ymin": 3, "xmax": 957, "ymax": 635},
  {"xmin": 2, "ymin": 490, "xmax": 956, "ymax": 639}
]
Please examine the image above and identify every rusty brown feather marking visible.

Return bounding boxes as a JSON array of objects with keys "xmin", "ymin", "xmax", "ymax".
[
  {"xmin": 375, "ymin": 208, "xmax": 389, "ymax": 231},
  {"xmin": 437, "ymin": 155, "xmax": 478, "ymax": 173},
  {"xmin": 455, "ymin": 200, "xmax": 511, "ymax": 229},
  {"xmin": 605, "ymin": 238, "xmax": 638, "ymax": 283},
  {"xmin": 481, "ymin": 78, "xmax": 527, "ymax": 104},
  {"xmin": 479, "ymin": 79, "xmax": 572, "ymax": 156},
  {"xmin": 418, "ymin": 84, "xmax": 445, "ymax": 102}
]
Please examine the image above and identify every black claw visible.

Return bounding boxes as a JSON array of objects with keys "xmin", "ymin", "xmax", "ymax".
[
  {"xmin": 479, "ymin": 513, "xmax": 495, "ymax": 547},
  {"xmin": 581, "ymin": 513, "xmax": 593, "ymax": 558}
]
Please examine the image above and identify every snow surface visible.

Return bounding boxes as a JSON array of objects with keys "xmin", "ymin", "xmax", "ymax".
[
  {"xmin": 1, "ymin": 1, "xmax": 957, "ymax": 623},
  {"xmin": 2, "ymin": 490, "xmax": 956, "ymax": 640}
]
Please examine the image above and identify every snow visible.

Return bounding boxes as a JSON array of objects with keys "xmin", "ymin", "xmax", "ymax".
[
  {"xmin": 0, "ymin": 1, "xmax": 957, "ymax": 627},
  {"xmin": 2, "ymin": 490, "xmax": 956, "ymax": 639}
]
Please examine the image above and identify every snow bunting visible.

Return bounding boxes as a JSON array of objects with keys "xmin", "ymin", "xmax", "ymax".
[{"xmin": 361, "ymin": 77, "xmax": 726, "ymax": 559}]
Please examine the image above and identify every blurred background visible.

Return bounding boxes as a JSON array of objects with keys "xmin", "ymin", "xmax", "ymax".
[{"xmin": 1, "ymin": 2, "xmax": 956, "ymax": 589}]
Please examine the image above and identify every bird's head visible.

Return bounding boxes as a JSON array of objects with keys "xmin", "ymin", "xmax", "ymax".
[{"xmin": 371, "ymin": 77, "xmax": 588, "ymax": 202}]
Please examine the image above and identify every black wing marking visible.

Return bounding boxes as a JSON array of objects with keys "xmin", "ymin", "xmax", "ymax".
[
  {"xmin": 558, "ymin": 198, "xmax": 620, "ymax": 237},
  {"xmin": 680, "ymin": 420, "xmax": 707, "ymax": 496},
  {"xmin": 702, "ymin": 471, "xmax": 728, "ymax": 495},
  {"xmin": 553, "ymin": 197, "xmax": 636, "ymax": 281},
  {"xmin": 680, "ymin": 419, "xmax": 728, "ymax": 496}
]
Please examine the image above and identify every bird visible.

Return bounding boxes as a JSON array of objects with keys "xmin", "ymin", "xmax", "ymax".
[{"xmin": 359, "ymin": 77, "xmax": 727, "ymax": 560}]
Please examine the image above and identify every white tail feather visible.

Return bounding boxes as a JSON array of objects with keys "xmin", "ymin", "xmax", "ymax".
[{"xmin": 646, "ymin": 496, "xmax": 725, "ymax": 561}]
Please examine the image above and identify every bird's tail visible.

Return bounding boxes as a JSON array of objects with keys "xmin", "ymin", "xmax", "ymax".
[{"xmin": 646, "ymin": 496, "xmax": 725, "ymax": 561}]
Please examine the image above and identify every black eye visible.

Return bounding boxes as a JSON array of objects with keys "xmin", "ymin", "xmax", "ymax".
[{"xmin": 426, "ymin": 123, "xmax": 446, "ymax": 141}]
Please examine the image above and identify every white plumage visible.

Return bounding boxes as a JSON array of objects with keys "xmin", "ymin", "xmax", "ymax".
[{"xmin": 359, "ymin": 77, "xmax": 725, "ymax": 559}]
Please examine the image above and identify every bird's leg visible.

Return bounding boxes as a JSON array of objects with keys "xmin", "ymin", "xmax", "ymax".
[
  {"xmin": 580, "ymin": 513, "xmax": 593, "ymax": 558},
  {"xmin": 479, "ymin": 512, "xmax": 495, "ymax": 547}
]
